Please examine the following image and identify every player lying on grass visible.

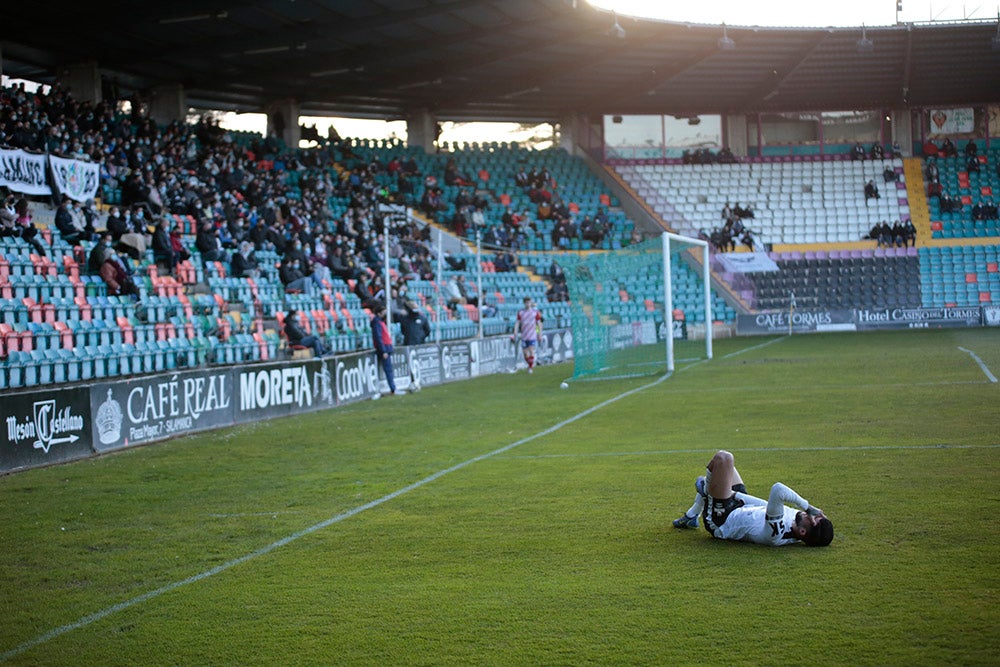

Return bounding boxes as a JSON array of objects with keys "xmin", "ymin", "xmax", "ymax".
[{"xmin": 672, "ymin": 450, "xmax": 834, "ymax": 547}]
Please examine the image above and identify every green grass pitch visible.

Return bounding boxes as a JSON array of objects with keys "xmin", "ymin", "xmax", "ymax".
[{"xmin": 1, "ymin": 328, "xmax": 997, "ymax": 665}]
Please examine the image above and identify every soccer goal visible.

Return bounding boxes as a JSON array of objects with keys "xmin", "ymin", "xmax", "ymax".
[{"xmin": 560, "ymin": 232, "xmax": 713, "ymax": 380}]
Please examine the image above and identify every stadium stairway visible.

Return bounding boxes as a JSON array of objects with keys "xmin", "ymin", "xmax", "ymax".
[{"xmin": 903, "ymin": 157, "xmax": 932, "ymax": 247}]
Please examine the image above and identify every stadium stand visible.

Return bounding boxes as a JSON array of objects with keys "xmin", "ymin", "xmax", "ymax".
[
  {"xmin": 924, "ymin": 148, "xmax": 1000, "ymax": 240},
  {"xmin": 2, "ymin": 76, "xmax": 996, "ymax": 391},
  {"xmin": 1, "ymin": 81, "xmax": 736, "ymax": 389},
  {"xmin": 739, "ymin": 247, "xmax": 922, "ymax": 311},
  {"xmin": 920, "ymin": 245, "xmax": 1000, "ymax": 307},
  {"xmin": 615, "ymin": 157, "xmax": 912, "ymax": 247}
]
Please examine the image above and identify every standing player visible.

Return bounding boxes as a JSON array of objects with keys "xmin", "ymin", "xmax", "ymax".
[
  {"xmin": 672, "ymin": 450, "xmax": 833, "ymax": 547},
  {"xmin": 512, "ymin": 296, "xmax": 543, "ymax": 373},
  {"xmin": 370, "ymin": 304, "xmax": 396, "ymax": 395}
]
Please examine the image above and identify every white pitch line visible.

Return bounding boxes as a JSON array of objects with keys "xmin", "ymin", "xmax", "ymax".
[
  {"xmin": 498, "ymin": 443, "xmax": 1000, "ymax": 460},
  {"xmin": 2, "ymin": 339, "xmax": 780, "ymax": 661},
  {"xmin": 206, "ymin": 511, "xmax": 304, "ymax": 518},
  {"xmin": 648, "ymin": 378, "xmax": 990, "ymax": 396},
  {"xmin": 958, "ymin": 347, "xmax": 998, "ymax": 383},
  {"xmin": 4, "ymin": 353, "xmax": 741, "ymax": 660},
  {"xmin": 721, "ymin": 335, "xmax": 787, "ymax": 358}
]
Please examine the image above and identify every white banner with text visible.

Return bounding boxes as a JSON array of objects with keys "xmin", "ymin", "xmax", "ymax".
[{"xmin": 0, "ymin": 148, "xmax": 51, "ymax": 196}]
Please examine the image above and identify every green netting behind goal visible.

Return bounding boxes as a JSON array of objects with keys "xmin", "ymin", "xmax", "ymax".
[{"xmin": 561, "ymin": 234, "xmax": 712, "ymax": 380}]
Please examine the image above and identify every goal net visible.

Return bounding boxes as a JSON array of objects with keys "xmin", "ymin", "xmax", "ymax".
[{"xmin": 561, "ymin": 232, "xmax": 713, "ymax": 380}]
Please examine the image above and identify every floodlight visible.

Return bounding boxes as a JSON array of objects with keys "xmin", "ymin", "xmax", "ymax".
[
  {"xmin": 718, "ymin": 24, "xmax": 735, "ymax": 51},
  {"xmin": 857, "ymin": 25, "xmax": 874, "ymax": 53},
  {"xmin": 608, "ymin": 12, "xmax": 625, "ymax": 39}
]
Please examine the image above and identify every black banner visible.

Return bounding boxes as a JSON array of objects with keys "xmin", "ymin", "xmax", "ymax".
[
  {"xmin": 235, "ymin": 359, "xmax": 333, "ymax": 422},
  {"xmin": 408, "ymin": 345, "xmax": 443, "ymax": 388},
  {"xmin": 541, "ymin": 328, "xmax": 575, "ymax": 366},
  {"xmin": 440, "ymin": 342, "xmax": 472, "ymax": 381},
  {"xmin": 387, "ymin": 349, "xmax": 415, "ymax": 394},
  {"xmin": 332, "ymin": 352, "xmax": 382, "ymax": 404},
  {"xmin": 1, "ymin": 388, "xmax": 92, "ymax": 472},
  {"xmin": 737, "ymin": 310, "xmax": 857, "ymax": 335},
  {"xmin": 472, "ymin": 336, "xmax": 518, "ymax": 376},
  {"xmin": 655, "ymin": 319, "xmax": 687, "ymax": 342},
  {"xmin": 91, "ymin": 369, "xmax": 235, "ymax": 452},
  {"xmin": 2, "ymin": 332, "xmax": 571, "ymax": 473}
]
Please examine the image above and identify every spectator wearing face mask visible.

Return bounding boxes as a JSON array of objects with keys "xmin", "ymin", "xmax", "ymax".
[
  {"xmin": 230, "ymin": 241, "xmax": 259, "ymax": 279},
  {"xmin": 151, "ymin": 218, "xmax": 180, "ymax": 274},
  {"xmin": 196, "ymin": 221, "xmax": 228, "ymax": 263},
  {"xmin": 89, "ymin": 232, "xmax": 115, "ymax": 275},
  {"xmin": 278, "ymin": 255, "xmax": 323, "ymax": 294},
  {"xmin": 54, "ymin": 196, "xmax": 85, "ymax": 244},
  {"xmin": 105, "ymin": 206, "xmax": 128, "ymax": 241}
]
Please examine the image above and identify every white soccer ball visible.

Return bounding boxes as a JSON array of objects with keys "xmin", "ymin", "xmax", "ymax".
[
  {"xmin": 372, "ymin": 393, "xmax": 382, "ymax": 401},
  {"xmin": 560, "ymin": 382, "xmax": 569, "ymax": 389}
]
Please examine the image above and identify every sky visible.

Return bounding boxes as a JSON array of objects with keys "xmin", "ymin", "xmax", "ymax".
[
  {"xmin": 587, "ymin": 0, "xmax": 1000, "ymax": 27},
  {"xmin": 226, "ymin": 115, "xmax": 555, "ymax": 148}
]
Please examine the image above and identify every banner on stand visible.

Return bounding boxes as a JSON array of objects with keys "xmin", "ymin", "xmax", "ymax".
[
  {"xmin": 1, "ymin": 387, "xmax": 92, "ymax": 472},
  {"xmin": 0, "ymin": 148, "xmax": 50, "ymax": 196},
  {"xmin": 49, "ymin": 155, "xmax": 101, "ymax": 203}
]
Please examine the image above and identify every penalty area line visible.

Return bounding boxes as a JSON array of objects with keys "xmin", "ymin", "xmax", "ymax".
[
  {"xmin": 958, "ymin": 346, "xmax": 998, "ymax": 383},
  {"xmin": 498, "ymin": 442, "xmax": 1000, "ymax": 460},
  {"xmin": 206, "ymin": 511, "xmax": 305, "ymax": 518}
]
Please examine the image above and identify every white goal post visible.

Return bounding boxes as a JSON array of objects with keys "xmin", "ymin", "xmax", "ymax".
[{"xmin": 662, "ymin": 231, "xmax": 713, "ymax": 372}]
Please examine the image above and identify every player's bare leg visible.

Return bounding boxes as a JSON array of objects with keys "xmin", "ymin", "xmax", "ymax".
[
  {"xmin": 674, "ymin": 450, "xmax": 745, "ymax": 529},
  {"xmin": 705, "ymin": 450, "xmax": 744, "ymax": 499}
]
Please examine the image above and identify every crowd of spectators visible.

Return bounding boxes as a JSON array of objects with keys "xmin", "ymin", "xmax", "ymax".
[
  {"xmin": 681, "ymin": 147, "xmax": 737, "ymax": 164},
  {"xmin": 851, "ymin": 141, "xmax": 902, "ymax": 161},
  {"xmin": 867, "ymin": 219, "xmax": 916, "ymax": 248},
  {"xmin": 923, "ymin": 141, "xmax": 999, "ymax": 226},
  {"xmin": 702, "ymin": 201, "xmax": 756, "ymax": 253},
  {"xmin": 498, "ymin": 164, "xmax": 614, "ymax": 252},
  {"xmin": 0, "ymin": 80, "xmax": 530, "ymax": 333}
]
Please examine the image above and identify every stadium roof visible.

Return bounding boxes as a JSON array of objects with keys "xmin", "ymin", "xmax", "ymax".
[{"xmin": 2, "ymin": 1, "xmax": 999, "ymax": 123}]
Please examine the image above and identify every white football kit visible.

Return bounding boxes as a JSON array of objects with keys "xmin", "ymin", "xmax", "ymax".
[{"xmin": 706, "ymin": 483, "xmax": 811, "ymax": 546}]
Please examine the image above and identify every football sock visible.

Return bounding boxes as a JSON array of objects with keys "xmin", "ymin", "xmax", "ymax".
[{"xmin": 684, "ymin": 496, "xmax": 705, "ymax": 520}]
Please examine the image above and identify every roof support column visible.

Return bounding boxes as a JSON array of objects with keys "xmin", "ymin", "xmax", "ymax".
[
  {"xmin": 267, "ymin": 99, "xmax": 301, "ymax": 149},
  {"xmin": 559, "ymin": 114, "xmax": 586, "ymax": 156},
  {"xmin": 406, "ymin": 109, "xmax": 437, "ymax": 152},
  {"xmin": 60, "ymin": 60, "xmax": 102, "ymax": 104},
  {"xmin": 149, "ymin": 83, "xmax": 186, "ymax": 126},
  {"xmin": 724, "ymin": 113, "xmax": 748, "ymax": 157},
  {"xmin": 888, "ymin": 109, "xmax": 912, "ymax": 157}
]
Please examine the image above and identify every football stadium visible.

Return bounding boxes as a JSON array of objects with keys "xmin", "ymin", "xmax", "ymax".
[{"xmin": 0, "ymin": 2, "xmax": 998, "ymax": 664}]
